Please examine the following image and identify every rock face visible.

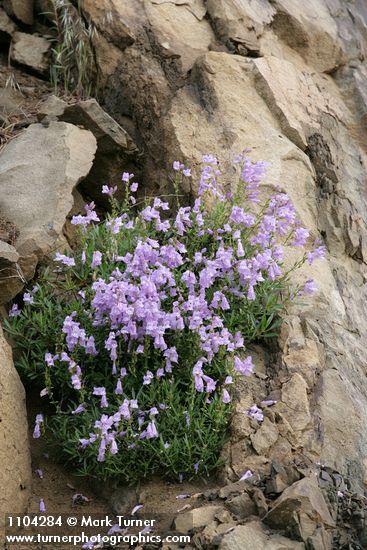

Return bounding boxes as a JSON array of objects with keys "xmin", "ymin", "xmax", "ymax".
[
  {"xmin": 0, "ymin": 324, "xmax": 32, "ymax": 537},
  {"xmin": 81, "ymin": 0, "xmax": 367, "ymax": 500},
  {"xmin": 69, "ymin": 3, "xmax": 367, "ymax": 545},
  {"xmin": 0, "ymin": 0, "xmax": 367, "ymax": 547},
  {"xmin": 0, "ymin": 122, "xmax": 97, "ymax": 303}
]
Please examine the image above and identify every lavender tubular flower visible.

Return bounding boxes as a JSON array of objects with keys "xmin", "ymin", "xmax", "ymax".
[
  {"xmin": 54, "ymin": 253, "xmax": 75, "ymax": 267},
  {"xmin": 23, "ymin": 292, "xmax": 34, "ymax": 305},
  {"xmin": 93, "ymin": 387, "xmax": 108, "ymax": 408},
  {"xmin": 146, "ymin": 420, "xmax": 159, "ymax": 438},
  {"xmin": 234, "ymin": 356, "xmax": 254, "ymax": 376},
  {"xmin": 91, "ymin": 251, "xmax": 102, "ymax": 268},
  {"xmin": 292, "ymin": 227, "xmax": 310, "ymax": 246},
  {"xmin": 301, "ymin": 278, "xmax": 318, "ymax": 295},
  {"xmin": 9, "ymin": 303, "xmax": 21, "ymax": 317},
  {"xmin": 33, "ymin": 414, "xmax": 44, "ymax": 439},
  {"xmin": 222, "ymin": 389, "xmax": 231, "ymax": 404},
  {"xmin": 72, "ymin": 404, "xmax": 86, "ymax": 415},
  {"xmin": 239, "ymin": 469, "xmax": 253, "ymax": 481},
  {"xmin": 308, "ymin": 242, "xmax": 326, "ymax": 264},
  {"xmin": 102, "ymin": 185, "xmax": 117, "ymax": 196}
]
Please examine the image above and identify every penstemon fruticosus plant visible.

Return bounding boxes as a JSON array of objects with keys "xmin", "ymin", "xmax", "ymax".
[{"xmin": 4, "ymin": 154, "xmax": 325, "ymax": 483}]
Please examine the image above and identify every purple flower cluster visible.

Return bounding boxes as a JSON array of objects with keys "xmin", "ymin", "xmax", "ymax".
[
  {"xmin": 71, "ymin": 202, "xmax": 100, "ymax": 229},
  {"xmin": 27, "ymin": 153, "xmax": 325, "ymax": 469}
]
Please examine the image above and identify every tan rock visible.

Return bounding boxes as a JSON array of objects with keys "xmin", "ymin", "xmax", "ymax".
[
  {"xmin": 0, "ymin": 7, "xmax": 17, "ymax": 37},
  {"xmin": 0, "ymin": 241, "xmax": 20, "ymax": 305},
  {"xmin": 11, "ymin": 32, "xmax": 51, "ymax": 73},
  {"xmin": 164, "ymin": 52, "xmax": 319, "ymax": 229},
  {"xmin": 60, "ymin": 99, "xmax": 137, "ymax": 205},
  {"xmin": 283, "ymin": 338, "xmax": 324, "ymax": 388},
  {"xmin": 251, "ymin": 418, "xmax": 279, "ymax": 455},
  {"xmin": 218, "ymin": 480, "xmax": 252, "ymax": 499},
  {"xmin": 174, "ymin": 505, "xmax": 223, "ymax": 533},
  {"xmin": 0, "ymin": 122, "xmax": 97, "ymax": 303},
  {"xmin": 230, "ymin": 445, "xmax": 270, "ymax": 480},
  {"xmin": 270, "ymin": 0, "xmax": 343, "ymax": 73},
  {"xmin": 0, "ymin": 88, "xmax": 24, "ymax": 120},
  {"xmin": 279, "ymin": 315, "xmax": 305, "ymax": 352},
  {"xmin": 316, "ymin": 368, "xmax": 364, "ymax": 476},
  {"xmin": 145, "ymin": 0, "xmax": 214, "ymax": 72},
  {"xmin": 206, "ymin": 0, "xmax": 275, "ymax": 53},
  {"xmin": 264, "ymin": 476, "xmax": 335, "ymax": 542},
  {"xmin": 252, "ymin": 56, "xmax": 346, "ymax": 149},
  {"xmin": 81, "ymin": 0, "xmax": 138, "ymax": 48},
  {"xmin": 201, "ymin": 520, "xmax": 236, "ymax": 543},
  {"xmin": 219, "ymin": 520, "xmax": 305, "ymax": 550},
  {"xmin": 3, "ymin": 0, "xmax": 33, "ymax": 25},
  {"xmin": 226, "ymin": 493, "xmax": 256, "ymax": 519},
  {"xmin": 279, "ymin": 373, "xmax": 311, "ymax": 434},
  {"xmin": 230, "ymin": 394, "xmax": 254, "ymax": 442},
  {"xmin": 0, "ymin": 324, "xmax": 32, "ymax": 541},
  {"xmin": 37, "ymin": 95, "xmax": 67, "ymax": 121},
  {"xmin": 0, "ymin": 241, "xmax": 19, "ymax": 264}
]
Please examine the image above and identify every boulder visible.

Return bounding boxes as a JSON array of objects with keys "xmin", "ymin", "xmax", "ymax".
[
  {"xmin": 0, "ymin": 7, "xmax": 17, "ymax": 40},
  {"xmin": 226, "ymin": 493, "xmax": 257, "ymax": 519},
  {"xmin": 219, "ymin": 521, "xmax": 305, "ymax": 550},
  {"xmin": 264, "ymin": 476, "xmax": 335, "ymax": 543},
  {"xmin": 0, "ymin": 241, "xmax": 19, "ymax": 264},
  {"xmin": 10, "ymin": 32, "xmax": 51, "ymax": 74},
  {"xmin": 252, "ymin": 55, "xmax": 346, "ymax": 150},
  {"xmin": 0, "ymin": 324, "xmax": 32, "ymax": 540},
  {"xmin": 37, "ymin": 95, "xmax": 67, "ymax": 121},
  {"xmin": 3, "ymin": 0, "xmax": 33, "ymax": 25},
  {"xmin": 174, "ymin": 505, "xmax": 223, "ymax": 533},
  {"xmin": 0, "ymin": 122, "xmax": 97, "ymax": 303}
]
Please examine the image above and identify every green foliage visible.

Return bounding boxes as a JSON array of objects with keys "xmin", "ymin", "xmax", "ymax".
[{"xmin": 4, "ymin": 159, "xmax": 320, "ymax": 483}]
